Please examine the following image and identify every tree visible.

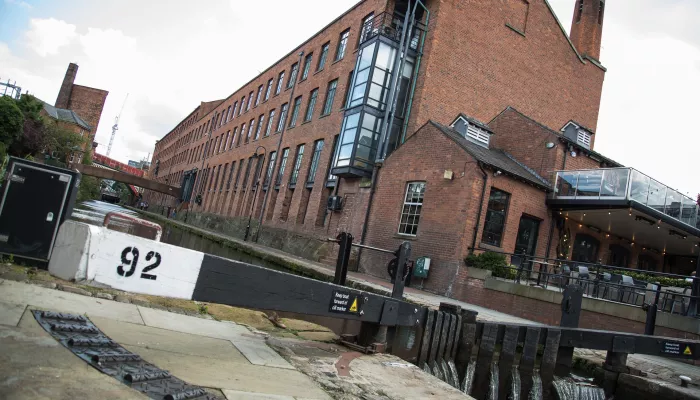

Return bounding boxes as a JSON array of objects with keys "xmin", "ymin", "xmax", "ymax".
[
  {"xmin": 77, "ymin": 150, "xmax": 101, "ymax": 202},
  {"xmin": 0, "ymin": 96, "xmax": 25, "ymax": 159}
]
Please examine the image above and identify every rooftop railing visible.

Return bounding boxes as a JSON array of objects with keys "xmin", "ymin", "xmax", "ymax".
[
  {"xmin": 553, "ymin": 167, "xmax": 700, "ymax": 230},
  {"xmin": 359, "ymin": 12, "xmax": 426, "ymax": 51}
]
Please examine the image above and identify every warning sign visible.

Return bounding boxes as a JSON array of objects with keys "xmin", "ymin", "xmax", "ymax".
[
  {"xmin": 662, "ymin": 341, "xmax": 681, "ymax": 355},
  {"xmin": 684, "ymin": 346, "xmax": 693, "ymax": 356},
  {"xmin": 329, "ymin": 290, "xmax": 362, "ymax": 315}
]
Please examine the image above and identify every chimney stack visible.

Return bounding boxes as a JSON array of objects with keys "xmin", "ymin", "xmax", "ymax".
[
  {"xmin": 55, "ymin": 63, "xmax": 78, "ymax": 108},
  {"xmin": 569, "ymin": 0, "xmax": 605, "ymax": 61}
]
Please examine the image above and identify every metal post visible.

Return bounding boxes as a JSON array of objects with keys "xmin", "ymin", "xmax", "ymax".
[
  {"xmin": 254, "ymin": 51, "xmax": 305, "ymax": 242},
  {"xmin": 644, "ymin": 303, "xmax": 658, "ymax": 336},
  {"xmin": 392, "ymin": 241, "xmax": 412, "ymax": 299},
  {"xmin": 688, "ymin": 252, "xmax": 700, "ymax": 317},
  {"xmin": 556, "ymin": 284, "xmax": 583, "ymax": 376},
  {"xmin": 333, "ymin": 232, "xmax": 353, "ymax": 286},
  {"xmin": 245, "ymin": 146, "xmax": 266, "ymax": 241}
]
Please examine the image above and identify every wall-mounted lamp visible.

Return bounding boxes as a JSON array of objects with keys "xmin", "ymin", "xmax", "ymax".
[
  {"xmin": 443, "ymin": 169, "xmax": 454, "ymax": 180},
  {"xmin": 545, "ymin": 142, "xmax": 556, "ymax": 149},
  {"xmin": 494, "ymin": 170, "xmax": 503, "ymax": 177},
  {"xmin": 570, "ymin": 150, "xmax": 577, "ymax": 157},
  {"xmin": 635, "ymin": 215, "xmax": 656, "ymax": 226}
]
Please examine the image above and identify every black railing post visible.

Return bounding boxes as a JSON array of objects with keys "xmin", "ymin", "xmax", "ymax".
[
  {"xmin": 392, "ymin": 241, "xmax": 412, "ymax": 299},
  {"xmin": 333, "ymin": 232, "xmax": 353, "ymax": 286},
  {"xmin": 556, "ymin": 284, "xmax": 583, "ymax": 376}
]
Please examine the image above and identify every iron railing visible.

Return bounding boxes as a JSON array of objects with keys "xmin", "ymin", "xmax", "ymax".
[
  {"xmin": 359, "ymin": 12, "xmax": 426, "ymax": 51},
  {"xmin": 470, "ymin": 248, "xmax": 700, "ymax": 318}
]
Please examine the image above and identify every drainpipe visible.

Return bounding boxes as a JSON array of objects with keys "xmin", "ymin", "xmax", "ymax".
[
  {"xmin": 401, "ymin": 3, "xmax": 429, "ymax": 144},
  {"xmin": 470, "ymin": 162, "xmax": 489, "ymax": 254},
  {"xmin": 354, "ymin": 163, "xmax": 380, "ymax": 271}
]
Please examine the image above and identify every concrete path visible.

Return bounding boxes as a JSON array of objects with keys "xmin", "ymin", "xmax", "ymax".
[{"xmin": 0, "ymin": 280, "xmax": 330, "ymax": 399}]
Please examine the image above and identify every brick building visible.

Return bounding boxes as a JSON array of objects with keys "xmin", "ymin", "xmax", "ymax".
[
  {"xmin": 144, "ymin": 0, "xmax": 700, "ymax": 295},
  {"xmin": 54, "ymin": 63, "xmax": 109, "ymax": 154}
]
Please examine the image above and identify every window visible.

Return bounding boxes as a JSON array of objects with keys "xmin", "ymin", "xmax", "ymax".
[
  {"xmin": 317, "ymin": 42, "xmax": 330, "ymax": 71},
  {"xmin": 226, "ymin": 161, "xmax": 236, "ymax": 190},
  {"xmin": 227, "ymin": 105, "xmax": 232, "ymax": 121},
  {"xmin": 264, "ymin": 151, "xmax": 277, "ymax": 186},
  {"xmin": 301, "ymin": 53, "xmax": 313, "ymax": 80},
  {"xmin": 239, "ymin": 97, "xmax": 245, "ymax": 116},
  {"xmin": 255, "ymin": 85, "xmax": 263, "ymax": 106},
  {"xmin": 240, "ymin": 123, "xmax": 246, "ymax": 145},
  {"xmin": 255, "ymin": 114, "xmax": 264, "ymax": 140},
  {"xmin": 219, "ymin": 163, "xmax": 228, "ymax": 191},
  {"xmin": 304, "ymin": 89, "xmax": 318, "ymax": 122},
  {"xmin": 572, "ymin": 234, "xmax": 600, "ymax": 263},
  {"xmin": 212, "ymin": 165, "xmax": 221, "ymax": 191},
  {"xmin": 241, "ymin": 157, "xmax": 254, "ymax": 189},
  {"xmin": 276, "ymin": 148, "xmax": 290, "ymax": 186},
  {"xmin": 343, "ymin": 70, "xmax": 354, "ymax": 108},
  {"xmin": 277, "ymin": 103, "xmax": 288, "ymax": 132},
  {"xmin": 598, "ymin": 1, "xmax": 605, "ymax": 24},
  {"xmin": 276, "ymin": 71, "xmax": 285, "ymax": 95},
  {"xmin": 398, "ymin": 182, "xmax": 425, "ymax": 236},
  {"xmin": 290, "ymin": 144, "xmax": 305, "ymax": 185},
  {"xmin": 246, "ymin": 119, "xmax": 254, "ymax": 143},
  {"xmin": 306, "ymin": 139, "xmax": 324, "ymax": 184},
  {"xmin": 234, "ymin": 159, "xmax": 244, "ymax": 189},
  {"xmin": 265, "ymin": 78, "xmax": 273, "ymax": 101},
  {"xmin": 482, "ymin": 188, "xmax": 510, "ymax": 247},
  {"xmin": 322, "ymin": 79, "xmax": 337, "ymax": 115},
  {"xmin": 326, "ymin": 134, "xmax": 339, "ymax": 185},
  {"xmin": 265, "ymin": 109, "xmax": 276, "ymax": 136},
  {"xmin": 359, "ymin": 13, "xmax": 375, "ymax": 44},
  {"xmin": 288, "ymin": 63, "xmax": 299, "ymax": 88},
  {"xmin": 246, "ymin": 91, "xmax": 254, "ymax": 111},
  {"xmin": 289, "ymin": 96, "xmax": 302, "ymax": 128},
  {"xmin": 231, "ymin": 128, "xmax": 238, "ymax": 149},
  {"xmin": 576, "ymin": 0, "xmax": 584, "ymax": 22},
  {"xmin": 335, "ymin": 29, "xmax": 350, "ymax": 61},
  {"xmin": 577, "ymin": 130, "xmax": 591, "ymax": 148}
]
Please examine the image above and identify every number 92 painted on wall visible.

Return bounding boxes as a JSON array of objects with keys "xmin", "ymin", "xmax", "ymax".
[{"xmin": 117, "ymin": 247, "xmax": 161, "ymax": 280}]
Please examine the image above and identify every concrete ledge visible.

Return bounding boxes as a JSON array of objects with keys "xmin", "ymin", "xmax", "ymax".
[
  {"xmin": 465, "ymin": 267, "xmax": 492, "ymax": 281},
  {"xmin": 483, "ymin": 277, "xmax": 700, "ymax": 336}
]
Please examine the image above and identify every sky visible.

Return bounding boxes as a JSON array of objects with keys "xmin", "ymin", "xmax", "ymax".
[{"xmin": 0, "ymin": 0, "xmax": 698, "ymax": 197}]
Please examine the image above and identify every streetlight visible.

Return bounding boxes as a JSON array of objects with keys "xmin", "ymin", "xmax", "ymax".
[{"xmin": 244, "ymin": 145, "xmax": 266, "ymax": 241}]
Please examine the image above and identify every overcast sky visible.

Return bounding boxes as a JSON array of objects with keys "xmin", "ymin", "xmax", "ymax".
[{"xmin": 1, "ymin": 0, "xmax": 698, "ymax": 197}]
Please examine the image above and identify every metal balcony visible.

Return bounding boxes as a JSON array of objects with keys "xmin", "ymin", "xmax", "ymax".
[{"xmin": 359, "ymin": 12, "xmax": 426, "ymax": 51}]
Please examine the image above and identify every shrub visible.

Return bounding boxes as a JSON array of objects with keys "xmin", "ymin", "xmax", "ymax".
[{"xmin": 464, "ymin": 252, "xmax": 514, "ymax": 279}]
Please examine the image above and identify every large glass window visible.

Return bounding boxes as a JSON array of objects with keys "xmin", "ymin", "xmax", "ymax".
[
  {"xmin": 230, "ymin": 128, "xmax": 237, "ymax": 149},
  {"xmin": 238, "ymin": 97, "xmax": 245, "ymax": 116},
  {"xmin": 255, "ymin": 114, "xmax": 264, "ymax": 140},
  {"xmin": 482, "ymin": 189, "xmax": 510, "ymax": 247},
  {"xmin": 355, "ymin": 113, "xmax": 382, "ymax": 169},
  {"xmin": 572, "ymin": 234, "xmax": 600, "ymax": 263},
  {"xmin": 304, "ymin": 89, "xmax": 318, "ymax": 122},
  {"xmin": 246, "ymin": 119, "xmax": 254, "ymax": 143},
  {"xmin": 226, "ymin": 161, "xmax": 236, "ymax": 190},
  {"xmin": 301, "ymin": 53, "xmax": 313, "ymax": 80},
  {"xmin": 334, "ymin": 113, "xmax": 360, "ymax": 168},
  {"xmin": 289, "ymin": 96, "xmax": 302, "ymax": 128},
  {"xmin": 276, "ymin": 148, "xmax": 290, "ymax": 186},
  {"xmin": 317, "ymin": 42, "xmax": 330, "ymax": 71},
  {"xmin": 288, "ymin": 63, "xmax": 298, "ymax": 88},
  {"xmin": 335, "ymin": 29, "xmax": 350, "ymax": 61},
  {"xmin": 307, "ymin": 139, "xmax": 324, "ymax": 184},
  {"xmin": 246, "ymin": 91, "xmax": 254, "ymax": 111},
  {"xmin": 277, "ymin": 103, "xmax": 288, "ymax": 132},
  {"xmin": 264, "ymin": 151, "xmax": 276, "ymax": 186},
  {"xmin": 255, "ymin": 85, "xmax": 263, "ymax": 106},
  {"xmin": 234, "ymin": 159, "xmax": 244, "ymax": 189},
  {"xmin": 348, "ymin": 42, "xmax": 376, "ymax": 108},
  {"xmin": 265, "ymin": 109, "xmax": 276, "ymax": 137},
  {"xmin": 322, "ymin": 79, "xmax": 337, "ymax": 116},
  {"xmin": 398, "ymin": 182, "xmax": 425, "ymax": 236},
  {"xmin": 290, "ymin": 144, "xmax": 305, "ymax": 185},
  {"xmin": 359, "ymin": 13, "xmax": 375, "ymax": 44},
  {"xmin": 232, "ymin": 101, "xmax": 238, "ymax": 119},
  {"xmin": 265, "ymin": 79, "xmax": 273, "ymax": 101},
  {"xmin": 275, "ymin": 71, "xmax": 285, "ymax": 95}
]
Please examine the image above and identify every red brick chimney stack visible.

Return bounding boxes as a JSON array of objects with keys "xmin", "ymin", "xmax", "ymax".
[
  {"xmin": 569, "ymin": 0, "xmax": 605, "ymax": 61},
  {"xmin": 55, "ymin": 62, "xmax": 79, "ymax": 109}
]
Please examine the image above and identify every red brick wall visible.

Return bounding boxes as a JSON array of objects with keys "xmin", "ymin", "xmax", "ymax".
[
  {"xmin": 360, "ymin": 123, "xmax": 553, "ymax": 295},
  {"xmin": 569, "ymin": 0, "xmax": 604, "ymax": 60},
  {"xmin": 407, "ymin": 0, "xmax": 605, "ymax": 143},
  {"xmin": 68, "ymin": 85, "xmax": 108, "ymax": 143}
]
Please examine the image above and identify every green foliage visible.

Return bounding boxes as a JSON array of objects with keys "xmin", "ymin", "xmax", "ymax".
[
  {"xmin": 0, "ymin": 96, "xmax": 25, "ymax": 154},
  {"xmin": 601, "ymin": 269, "xmax": 692, "ymax": 289},
  {"xmin": 76, "ymin": 150, "xmax": 101, "ymax": 202},
  {"xmin": 465, "ymin": 251, "xmax": 515, "ymax": 279},
  {"xmin": 15, "ymin": 94, "xmax": 43, "ymax": 122},
  {"xmin": 42, "ymin": 120, "xmax": 86, "ymax": 160}
]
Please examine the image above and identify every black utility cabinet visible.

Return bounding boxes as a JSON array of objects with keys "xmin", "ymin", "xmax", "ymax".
[{"xmin": 0, "ymin": 157, "xmax": 81, "ymax": 261}]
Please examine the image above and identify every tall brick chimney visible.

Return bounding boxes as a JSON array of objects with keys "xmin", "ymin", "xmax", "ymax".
[
  {"xmin": 569, "ymin": 0, "xmax": 605, "ymax": 61},
  {"xmin": 55, "ymin": 63, "xmax": 78, "ymax": 109}
]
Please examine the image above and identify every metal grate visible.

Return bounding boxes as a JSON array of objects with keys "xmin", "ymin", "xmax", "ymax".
[{"xmin": 33, "ymin": 310, "xmax": 221, "ymax": 400}]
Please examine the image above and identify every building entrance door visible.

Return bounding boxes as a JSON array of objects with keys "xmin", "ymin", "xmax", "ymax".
[{"xmin": 514, "ymin": 215, "xmax": 541, "ymax": 270}]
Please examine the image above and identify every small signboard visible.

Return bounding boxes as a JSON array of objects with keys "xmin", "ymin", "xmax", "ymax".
[
  {"xmin": 329, "ymin": 290, "xmax": 362, "ymax": 315},
  {"xmin": 414, "ymin": 257, "xmax": 431, "ymax": 278},
  {"xmin": 662, "ymin": 341, "xmax": 693, "ymax": 357}
]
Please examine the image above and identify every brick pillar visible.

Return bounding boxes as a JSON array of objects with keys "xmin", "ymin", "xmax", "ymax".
[
  {"xmin": 55, "ymin": 63, "xmax": 78, "ymax": 108},
  {"xmin": 569, "ymin": 0, "xmax": 605, "ymax": 60}
]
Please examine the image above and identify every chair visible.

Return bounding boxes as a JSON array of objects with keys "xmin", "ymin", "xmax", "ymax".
[
  {"xmin": 511, "ymin": 255, "xmax": 523, "ymax": 283},
  {"xmin": 662, "ymin": 288, "xmax": 691, "ymax": 314},
  {"xmin": 551, "ymin": 265, "xmax": 571, "ymax": 291},
  {"xmin": 619, "ymin": 275, "xmax": 646, "ymax": 305},
  {"xmin": 598, "ymin": 273, "xmax": 613, "ymax": 300},
  {"xmin": 574, "ymin": 266, "xmax": 592, "ymax": 295}
]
